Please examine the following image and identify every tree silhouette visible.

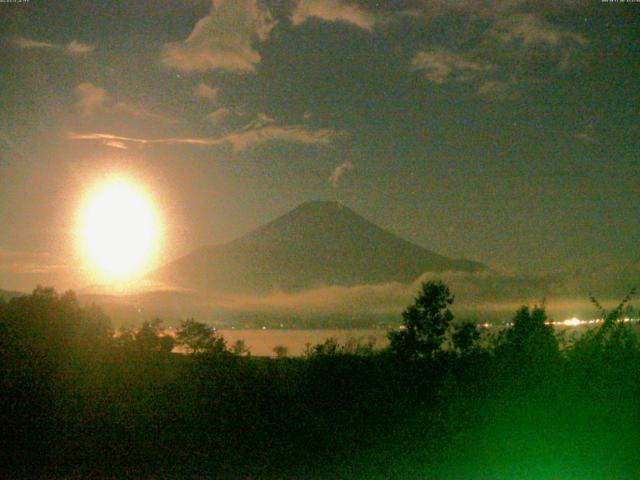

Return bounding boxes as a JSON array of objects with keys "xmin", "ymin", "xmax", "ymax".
[
  {"xmin": 388, "ymin": 280, "xmax": 454, "ymax": 360},
  {"xmin": 1, "ymin": 287, "xmax": 113, "ymax": 361},
  {"xmin": 0, "ymin": 287, "xmax": 113, "ymax": 461},
  {"xmin": 114, "ymin": 326, "xmax": 135, "ymax": 350},
  {"xmin": 452, "ymin": 321, "xmax": 481, "ymax": 355},
  {"xmin": 75, "ymin": 303, "xmax": 113, "ymax": 354},
  {"xmin": 159, "ymin": 334, "xmax": 176, "ymax": 353},
  {"xmin": 176, "ymin": 319, "xmax": 225, "ymax": 354},
  {"xmin": 499, "ymin": 305, "xmax": 559, "ymax": 362},
  {"xmin": 134, "ymin": 318, "xmax": 164, "ymax": 353}
]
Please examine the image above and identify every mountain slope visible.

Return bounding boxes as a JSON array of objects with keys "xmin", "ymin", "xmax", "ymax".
[{"xmin": 151, "ymin": 201, "xmax": 486, "ymax": 294}]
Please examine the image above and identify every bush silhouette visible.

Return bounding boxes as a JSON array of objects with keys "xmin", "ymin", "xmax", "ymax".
[
  {"xmin": 273, "ymin": 344, "xmax": 289, "ymax": 358},
  {"xmin": 231, "ymin": 339, "xmax": 250, "ymax": 356}
]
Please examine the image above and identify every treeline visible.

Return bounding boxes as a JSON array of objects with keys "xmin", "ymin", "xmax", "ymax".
[{"xmin": 0, "ymin": 283, "xmax": 639, "ymax": 478}]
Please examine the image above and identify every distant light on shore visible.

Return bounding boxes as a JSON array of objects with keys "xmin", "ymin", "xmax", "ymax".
[
  {"xmin": 563, "ymin": 317, "xmax": 582, "ymax": 327},
  {"xmin": 550, "ymin": 316, "xmax": 637, "ymax": 327}
]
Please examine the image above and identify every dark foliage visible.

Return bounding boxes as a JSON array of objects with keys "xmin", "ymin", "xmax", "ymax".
[
  {"xmin": 176, "ymin": 318, "xmax": 226, "ymax": 354},
  {"xmin": 0, "ymin": 284, "xmax": 638, "ymax": 478},
  {"xmin": 497, "ymin": 305, "xmax": 560, "ymax": 364},
  {"xmin": 388, "ymin": 280, "xmax": 454, "ymax": 360},
  {"xmin": 451, "ymin": 321, "xmax": 481, "ymax": 355}
]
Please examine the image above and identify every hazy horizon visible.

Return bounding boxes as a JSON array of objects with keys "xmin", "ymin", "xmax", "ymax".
[
  {"xmin": 1, "ymin": 199, "xmax": 636, "ymax": 327},
  {"xmin": 1, "ymin": 0, "xmax": 638, "ymax": 324}
]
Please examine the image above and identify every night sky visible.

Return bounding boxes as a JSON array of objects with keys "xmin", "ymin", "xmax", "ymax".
[{"xmin": 0, "ymin": 0, "xmax": 639, "ymax": 292}]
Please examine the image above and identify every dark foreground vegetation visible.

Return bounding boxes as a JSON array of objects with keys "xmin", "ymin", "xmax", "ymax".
[{"xmin": 1, "ymin": 283, "xmax": 639, "ymax": 479}]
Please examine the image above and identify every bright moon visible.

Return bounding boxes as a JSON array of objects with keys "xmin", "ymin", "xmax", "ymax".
[{"xmin": 80, "ymin": 178, "xmax": 160, "ymax": 281}]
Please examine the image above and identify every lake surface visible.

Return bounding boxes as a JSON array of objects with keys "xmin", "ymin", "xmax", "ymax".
[
  {"xmin": 216, "ymin": 329, "xmax": 389, "ymax": 357},
  {"xmin": 216, "ymin": 321, "xmax": 640, "ymax": 356}
]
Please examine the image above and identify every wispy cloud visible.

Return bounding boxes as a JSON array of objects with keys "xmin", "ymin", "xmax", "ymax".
[
  {"xmin": 73, "ymin": 82, "xmax": 177, "ymax": 123},
  {"xmin": 162, "ymin": 0, "xmax": 275, "ymax": 73},
  {"xmin": 404, "ymin": 4, "xmax": 590, "ymax": 99},
  {"xmin": 487, "ymin": 13, "xmax": 589, "ymax": 74},
  {"xmin": 225, "ymin": 124, "xmax": 336, "ymax": 150},
  {"xmin": 402, "ymin": 0, "xmax": 589, "ymax": 24},
  {"xmin": 69, "ymin": 123, "xmax": 339, "ymax": 151},
  {"xmin": 0, "ymin": 248, "xmax": 50, "ymax": 261},
  {"xmin": 492, "ymin": 14, "xmax": 587, "ymax": 48},
  {"xmin": 13, "ymin": 37, "xmax": 55, "ymax": 49},
  {"xmin": 13, "ymin": 36, "xmax": 94, "ymax": 55},
  {"xmin": 69, "ymin": 132, "xmax": 213, "ymax": 146},
  {"xmin": 241, "ymin": 112, "xmax": 274, "ymax": 130},
  {"xmin": 292, "ymin": 0, "xmax": 377, "ymax": 31},
  {"xmin": 411, "ymin": 48, "xmax": 491, "ymax": 84},
  {"xmin": 66, "ymin": 40, "xmax": 95, "ymax": 54},
  {"xmin": 74, "ymin": 82, "xmax": 108, "ymax": 115},
  {"xmin": 329, "ymin": 161, "xmax": 353, "ymax": 187},
  {"xmin": 112, "ymin": 102, "xmax": 179, "ymax": 124},
  {"xmin": 477, "ymin": 79, "xmax": 519, "ymax": 100},
  {"xmin": 194, "ymin": 82, "xmax": 219, "ymax": 103},
  {"xmin": 207, "ymin": 107, "xmax": 231, "ymax": 123},
  {"xmin": 102, "ymin": 140, "xmax": 129, "ymax": 150},
  {"xmin": 0, "ymin": 248, "xmax": 70, "ymax": 274},
  {"xmin": 575, "ymin": 131, "xmax": 598, "ymax": 144}
]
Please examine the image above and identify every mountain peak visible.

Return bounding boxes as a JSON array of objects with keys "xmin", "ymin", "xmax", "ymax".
[
  {"xmin": 152, "ymin": 202, "xmax": 486, "ymax": 294},
  {"xmin": 292, "ymin": 200, "xmax": 347, "ymax": 213},
  {"xmin": 254, "ymin": 200, "xmax": 368, "ymax": 238}
]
